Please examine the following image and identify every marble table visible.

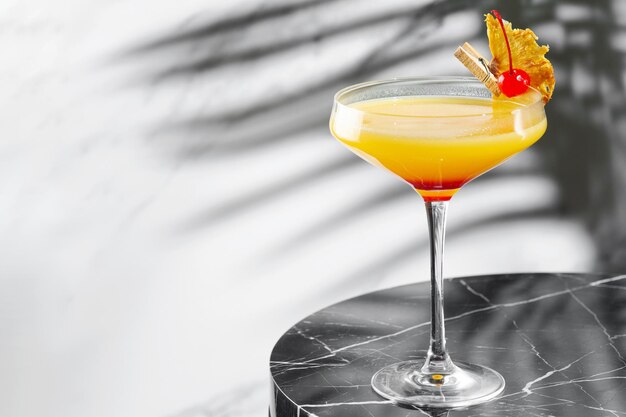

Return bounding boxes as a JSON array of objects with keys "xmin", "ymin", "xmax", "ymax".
[{"xmin": 269, "ymin": 273, "xmax": 626, "ymax": 416}]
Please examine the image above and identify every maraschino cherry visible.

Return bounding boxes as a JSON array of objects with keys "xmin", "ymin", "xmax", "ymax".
[{"xmin": 491, "ymin": 10, "xmax": 530, "ymax": 97}]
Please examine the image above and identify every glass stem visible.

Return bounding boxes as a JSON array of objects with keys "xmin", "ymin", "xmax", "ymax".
[{"xmin": 421, "ymin": 200, "xmax": 455, "ymax": 375}]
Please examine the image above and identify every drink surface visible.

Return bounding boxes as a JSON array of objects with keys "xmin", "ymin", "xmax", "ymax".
[{"xmin": 330, "ymin": 94, "xmax": 547, "ymax": 201}]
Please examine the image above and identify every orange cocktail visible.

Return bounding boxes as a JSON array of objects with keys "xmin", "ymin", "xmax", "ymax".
[
  {"xmin": 331, "ymin": 92, "xmax": 546, "ymax": 201},
  {"xmin": 328, "ymin": 8, "xmax": 554, "ymax": 410},
  {"xmin": 329, "ymin": 77, "xmax": 547, "ymax": 408}
]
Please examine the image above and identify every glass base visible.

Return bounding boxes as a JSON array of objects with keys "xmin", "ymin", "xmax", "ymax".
[{"xmin": 371, "ymin": 360, "xmax": 505, "ymax": 409}]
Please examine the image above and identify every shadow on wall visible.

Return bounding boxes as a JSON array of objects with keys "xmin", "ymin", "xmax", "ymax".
[{"xmin": 121, "ymin": 0, "xmax": 626, "ymax": 272}]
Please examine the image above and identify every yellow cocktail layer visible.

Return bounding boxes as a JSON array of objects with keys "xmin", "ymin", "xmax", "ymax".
[{"xmin": 331, "ymin": 95, "xmax": 546, "ymax": 200}]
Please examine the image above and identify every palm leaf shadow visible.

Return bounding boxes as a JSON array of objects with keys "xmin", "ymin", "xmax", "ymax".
[
  {"xmin": 129, "ymin": 0, "xmax": 341, "ymax": 54},
  {"xmin": 151, "ymin": 36, "xmax": 451, "ymax": 159},
  {"xmin": 121, "ymin": 0, "xmax": 626, "ymax": 274},
  {"xmin": 133, "ymin": 1, "xmax": 475, "ymax": 160},
  {"xmin": 125, "ymin": 0, "xmax": 458, "ymax": 80},
  {"xmin": 176, "ymin": 155, "xmax": 360, "ymax": 232}
]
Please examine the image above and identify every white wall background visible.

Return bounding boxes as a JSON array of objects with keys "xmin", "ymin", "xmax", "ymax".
[{"xmin": 0, "ymin": 1, "xmax": 597, "ymax": 416}]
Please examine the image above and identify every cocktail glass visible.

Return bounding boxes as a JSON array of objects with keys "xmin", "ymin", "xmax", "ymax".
[{"xmin": 329, "ymin": 77, "xmax": 546, "ymax": 408}]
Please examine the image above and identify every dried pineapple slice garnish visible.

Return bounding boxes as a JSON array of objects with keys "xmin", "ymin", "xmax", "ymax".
[{"xmin": 486, "ymin": 13, "xmax": 555, "ymax": 102}]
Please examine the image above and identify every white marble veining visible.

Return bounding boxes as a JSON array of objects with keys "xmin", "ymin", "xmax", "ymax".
[{"xmin": 271, "ymin": 274, "xmax": 626, "ymax": 416}]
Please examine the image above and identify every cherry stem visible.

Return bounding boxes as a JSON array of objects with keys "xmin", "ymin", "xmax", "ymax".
[{"xmin": 491, "ymin": 10, "xmax": 513, "ymax": 74}]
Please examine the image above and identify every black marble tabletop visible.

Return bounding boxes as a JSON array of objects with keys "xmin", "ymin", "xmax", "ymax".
[{"xmin": 269, "ymin": 273, "xmax": 626, "ymax": 416}]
